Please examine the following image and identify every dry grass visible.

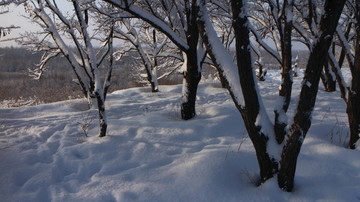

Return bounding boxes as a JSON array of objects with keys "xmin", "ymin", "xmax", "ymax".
[{"xmin": 0, "ymin": 71, "xmax": 83, "ymax": 107}]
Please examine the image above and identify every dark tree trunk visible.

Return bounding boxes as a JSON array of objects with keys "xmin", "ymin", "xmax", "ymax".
[
  {"xmin": 95, "ymin": 91, "xmax": 107, "ymax": 137},
  {"xmin": 278, "ymin": 0, "xmax": 346, "ymax": 192},
  {"xmin": 322, "ymin": 57, "xmax": 336, "ymax": 92},
  {"xmin": 144, "ymin": 61, "xmax": 158, "ymax": 93},
  {"xmin": 181, "ymin": 52, "xmax": 201, "ymax": 120},
  {"xmin": 218, "ymin": 70, "xmax": 229, "ymax": 88},
  {"xmin": 257, "ymin": 63, "xmax": 267, "ymax": 81},
  {"xmin": 181, "ymin": 1, "xmax": 201, "ymax": 120},
  {"xmin": 135, "ymin": 43, "xmax": 159, "ymax": 93},
  {"xmin": 347, "ymin": 91, "xmax": 360, "ymax": 149},
  {"xmin": 348, "ymin": 2, "xmax": 360, "ymax": 149},
  {"xmin": 151, "ymin": 29, "xmax": 159, "ymax": 93},
  {"xmin": 320, "ymin": 72, "xmax": 327, "ymax": 90},
  {"xmin": 274, "ymin": 0, "xmax": 293, "ymax": 144},
  {"xmin": 328, "ymin": 52, "xmax": 347, "ymax": 101},
  {"xmin": 231, "ymin": 0, "xmax": 278, "ymax": 183}
]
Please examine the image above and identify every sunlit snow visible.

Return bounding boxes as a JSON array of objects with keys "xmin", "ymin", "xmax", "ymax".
[{"xmin": 0, "ymin": 69, "xmax": 359, "ymax": 201}]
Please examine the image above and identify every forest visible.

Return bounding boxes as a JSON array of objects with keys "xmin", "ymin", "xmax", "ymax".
[{"xmin": 0, "ymin": 0, "xmax": 359, "ymax": 201}]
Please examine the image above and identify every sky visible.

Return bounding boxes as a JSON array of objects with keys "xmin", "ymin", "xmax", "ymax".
[
  {"xmin": 0, "ymin": 2, "xmax": 307, "ymax": 50},
  {"xmin": 0, "ymin": 4, "xmax": 34, "ymax": 47},
  {"xmin": 0, "ymin": 2, "xmax": 73, "ymax": 47}
]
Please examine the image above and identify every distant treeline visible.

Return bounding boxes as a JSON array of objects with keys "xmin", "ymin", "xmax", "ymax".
[
  {"xmin": 0, "ymin": 47, "xmax": 309, "ymax": 107},
  {"xmin": 0, "ymin": 47, "xmax": 310, "ymax": 72},
  {"xmin": 0, "ymin": 47, "xmax": 120, "ymax": 73},
  {"xmin": 0, "ymin": 47, "xmax": 183, "ymax": 107},
  {"xmin": 0, "ymin": 47, "xmax": 43, "ymax": 72}
]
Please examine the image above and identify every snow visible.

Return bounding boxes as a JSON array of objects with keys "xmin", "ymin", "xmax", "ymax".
[{"xmin": 1, "ymin": 69, "xmax": 360, "ymax": 201}]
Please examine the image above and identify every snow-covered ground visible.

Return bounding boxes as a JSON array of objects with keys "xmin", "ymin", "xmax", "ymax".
[{"xmin": 1, "ymin": 69, "xmax": 359, "ymax": 201}]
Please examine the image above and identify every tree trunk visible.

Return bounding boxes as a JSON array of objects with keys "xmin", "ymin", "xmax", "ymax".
[
  {"xmin": 328, "ymin": 52, "xmax": 347, "ymax": 101},
  {"xmin": 348, "ymin": 2, "xmax": 360, "ymax": 149},
  {"xmin": 135, "ymin": 43, "xmax": 159, "ymax": 93},
  {"xmin": 95, "ymin": 90, "xmax": 107, "ymax": 137},
  {"xmin": 323, "ymin": 58, "xmax": 336, "ymax": 92},
  {"xmin": 181, "ymin": 50, "xmax": 201, "ymax": 120},
  {"xmin": 231, "ymin": 0, "xmax": 278, "ymax": 183},
  {"xmin": 278, "ymin": 0, "xmax": 346, "ymax": 191},
  {"xmin": 145, "ymin": 64, "xmax": 159, "ymax": 93},
  {"xmin": 274, "ymin": 0, "xmax": 293, "ymax": 144},
  {"xmin": 198, "ymin": 0, "xmax": 277, "ymax": 183},
  {"xmin": 257, "ymin": 63, "xmax": 267, "ymax": 81},
  {"xmin": 218, "ymin": 69, "xmax": 229, "ymax": 88},
  {"xmin": 181, "ymin": 1, "xmax": 201, "ymax": 120},
  {"xmin": 151, "ymin": 29, "xmax": 159, "ymax": 93},
  {"xmin": 347, "ymin": 91, "xmax": 360, "ymax": 149}
]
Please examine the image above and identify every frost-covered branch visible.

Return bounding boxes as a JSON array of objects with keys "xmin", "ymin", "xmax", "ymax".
[
  {"xmin": 29, "ymin": 49, "xmax": 62, "ymax": 80},
  {"xmin": 249, "ymin": 24, "xmax": 282, "ymax": 64},
  {"xmin": 103, "ymin": 0, "xmax": 189, "ymax": 51}
]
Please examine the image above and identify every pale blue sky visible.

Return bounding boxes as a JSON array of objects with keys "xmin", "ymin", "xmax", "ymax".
[
  {"xmin": 1, "ymin": 4, "xmax": 32, "ymax": 47},
  {"xmin": 0, "ymin": 2, "xmax": 307, "ymax": 50},
  {"xmin": 0, "ymin": 2, "xmax": 72, "ymax": 47}
]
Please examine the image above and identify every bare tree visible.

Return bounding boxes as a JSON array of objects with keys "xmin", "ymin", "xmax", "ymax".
[
  {"xmin": 247, "ymin": 0, "xmax": 294, "ymax": 143},
  {"xmin": 292, "ymin": 0, "xmax": 337, "ymax": 92},
  {"xmin": 19, "ymin": 0, "xmax": 114, "ymax": 137},
  {"xmin": 112, "ymin": 18, "xmax": 181, "ymax": 92},
  {"xmin": 198, "ymin": 0, "xmax": 345, "ymax": 191},
  {"xmin": 102, "ymin": 0, "xmax": 206, "ymax": 120},
  {"xmin": 317, "ymin": 0, "xmax": 360, "ymax": 149}
]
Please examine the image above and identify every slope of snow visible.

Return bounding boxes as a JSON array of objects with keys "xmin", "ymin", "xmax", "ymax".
[{"xmin": 1, "ymin": 69, "xmax": 359, "ymax": 201}]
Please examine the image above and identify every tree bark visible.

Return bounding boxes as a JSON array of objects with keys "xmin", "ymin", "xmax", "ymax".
[
  {"xmin": 274, "ymin": 0, "xmax": 293, "ymax": 144},
  {"xmin": 95, "ymin": 91, "xmax": 107, "ymax": 137},
  {"xmin": 142, "ymin": 55, "xmax": 159, "ymax": 93},
  {"xmin": 322, "ymin": 57, "xmax": 336, "ymax": 92},
  {"xmin": 151, "ymin": 29, "xmax": 159, "ymax": 92},
  {"xmin": 181, "ymin": 52, "xmax": 201, "ymax": 120},
  {"xmin": 328, "ymin": 52, "xmax": 347, "ymax": 101},
  {"xmin": 231, "ymin": 0, "xmax": 278, "ymax": 183},
  {"xmin": 256, "ymin": 62, "xmax": 267, "ymax": 81},
  {"xmin": 278, "ymin": 0, "xmax": 346, "ymax": 192},
  {"xmin": 347, "ymin": 91, "xmax": 360, "ymax": 149},
  {"xmin": 348, "ymin": 1, "xmax": 360, "ymax": 149},
  {"xmin": 181, "ymin": 0, "xmax": 201, "ymax": 120}
]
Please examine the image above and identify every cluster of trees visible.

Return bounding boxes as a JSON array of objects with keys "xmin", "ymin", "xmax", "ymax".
[{"xmin": 3, "ymin": 0, "xmax": 359, "ymax": 192}]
